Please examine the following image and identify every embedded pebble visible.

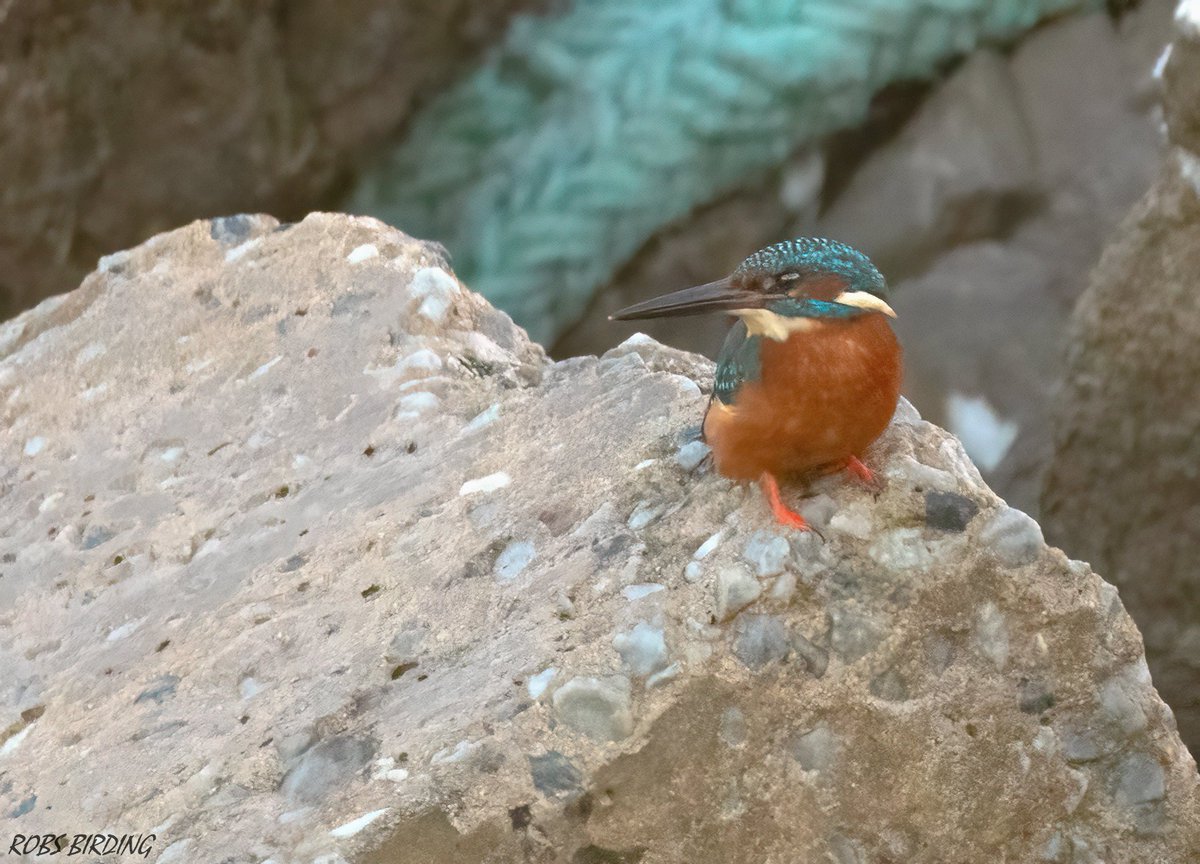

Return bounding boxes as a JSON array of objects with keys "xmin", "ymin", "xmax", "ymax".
[
  {"xmin": 248, "ymin": 355, "xmax": 282, "ymax": 380},
  {"xmin": 694, "ymin": 531, "xmax": 724, "ymax": 560},
  {"xmin": 829, "ymin": 505, "xmax": 872, "ymax": 539},
  {"xmin": 529, "ymin": 751, "xmax": 582, "ymax": 797},
  {"xmin": 385, "ymin": 627, "xmax": 424, "ymax": 666},
  {"xmin": 494, "ymin": 540, "xmax": 535, "ymax": 581},
  {"xmin": 459, "ymin": 472, "xmax": 511, "ymax": 496},
  {"xmin": 791, "ymin": 632, "xmax": 829, "ymax": 677},
  {"xmin": 280, "ymin": 736, "xmax": 377, "ymax": 803},
  {"xmin": 527, "ymin": 667, "xmax": 558, "ymax": 699},
  {"xmin": 829, "ymin": 607, "xmax": 883, "ymax": 663},
  {"xmin": 621, "ymin": 583, "xmax": 664, "ymax": 600},
  {"xmin": 675, "ymin": 440, "xmax": 710, "ymax": 471},
  {"xmin": 1099, "ymin": 671, "xmax": 1148, "ymax": 736},
  {"xmin": 398, "ymin": 349, "xmax": 443, "ymax": 374},
  {"xmin": 552, "ymin": 677, "xmax": 634, "ymax": 741},
  {"xmin": 646, "ymin": 662, "xmax": 680, "ymax": 689},
  {"xmin": 974, "ymin": 602, "xmax": 1010, "ymax": 670},
  {"xmin": 742, "ymin": 530, "xmax": 791, "ymax": 577},
  {"xmin": 791, "ymin": 724, "xmax": 837, "ymax": 771},
  {"xmin": 719, "ymin": 707, "xmax": 747, "ymax": 747},
  {"xmin": 867, "ymin": 529, "xmax": 933, "ymax": 570},
  {"xmin": 396, "ymin": 391, "xmax": 439, "ymax": 418},
  {"xmin": 627, "ymin": 500, "xmax": 665, "ymax": 529},
  {"xmin": 925, "ymin": 490, "xmax": 979, "ymax": 531},
  {"xmin": 330, "ymin": 808, "xmax": 389, "ymax": 838},
  {"xmin": 979, "ymin": 507, "xmax": 1044, "ymax": 567},
  {"xmin": 1112, "ymin": 752, "xmax": 1166, "ymax": 806},
  {"xmin": 613, "ymin": 623, "xmax": 668, "ymax": 676},
  {"xmin": 797, "ymin": 495, "xmax": 837, "ymax": 531},
  {"xmin": 410, "ymin": 267, "xmax": 460, "ymax": 324},
  {"xmin": 683, "ymin": 561, "xmax": 704, "ymax": 583},
  {"xmin": 770, "ymin": 571, "xmax": 797, "ymax": 604},
  {"xmin": 869, "ymin": 668, "xmax": 909, "ymax": 702},
  {"xmin": 733, "ymin": 614, "xmax": 790, "ymax": 669},
  {"xmin": 715, "ymin": 565, "xmax": 762, "ymax": 621},
  {"xmin": 23, "ymin": 437, "xmax": 45, "ymax": 456},
  {"xmin": 39, "ymin": 492, "xmax": 63, "ymax": 513},
  {"xmin": 346, "ymin": 243, "xmax": 379, "ymax": 263},
  {"xmin": 239, "ymin": 677, "xmax": 263, "ymax": 700},
  {"xmin": 463, "ymin": 404, "xmax": 499, "ymax": 433}
]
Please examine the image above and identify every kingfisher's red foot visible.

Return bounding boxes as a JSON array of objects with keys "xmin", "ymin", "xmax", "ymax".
[
  {"xmin": 759, "ymin": 472, "xmax": 821, "ymax": 536},
  {"xmin": 845, "ymin": 456, "xmax": 884, "ymax": 493}
]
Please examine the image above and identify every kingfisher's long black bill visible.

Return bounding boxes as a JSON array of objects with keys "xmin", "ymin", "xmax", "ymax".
[{"xmin": 609, "ymin": 278, "xmax": 765, "ymax": 321}]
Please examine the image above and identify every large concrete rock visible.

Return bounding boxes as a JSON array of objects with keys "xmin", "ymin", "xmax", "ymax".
[
  {"xmin": 1, "ymin": 214, "xmax": 1197, "ymax": 862},
  {"xmin": 0, "ymin": 0, "xmax": 537, "ymax": 321},
  {"xmin": 1043, "ymin": 2, "xmax": 1200, "ymax": 758}
]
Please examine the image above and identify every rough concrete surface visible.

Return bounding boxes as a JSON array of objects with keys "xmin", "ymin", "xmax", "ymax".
[
  {"xmin": 1, "ymin": 214, "xmax": 1198, "ymax": 862},
  {"xmin": 1043, "ymin": 1, "xmax": 1200, "ymax": 760}
]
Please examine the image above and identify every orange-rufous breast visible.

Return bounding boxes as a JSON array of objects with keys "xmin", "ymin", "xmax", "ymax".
[{"xmin": 702, "ymin": 314, "xmax": 902, "ymax": 481}]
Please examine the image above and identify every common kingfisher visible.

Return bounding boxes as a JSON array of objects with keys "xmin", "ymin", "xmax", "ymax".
[{"xmin": 611, "ymin": 238, "xmax": 902, "ymax": 532}]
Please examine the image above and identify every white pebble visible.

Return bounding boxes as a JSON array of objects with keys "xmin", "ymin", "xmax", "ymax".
[
  {"xmin": 76, "ymin": 342, "xmax": 107, "ymax": 365},
  {"xmin": 160, "ymin": 447, "xmax": 185, "ymax": 462},
  {"xmin": 494, "ymin": 540, "xmax": 535, "ymax": 581},
  {"xmin": 634, "ymin": 459, "xmax": 657, "ymax": 471},
  {"xmin": 38, "ymin": 492, "xmax": 64, "ymax": 513},
  {"xmin": 527, "ymin": 667, "xmax": 558, "ymax": 699},
  {"xmin": 694, "ymin": 531, "xmax": 724, "ymax": 559},
  {"xmin": 346, "ymin": 243, "xmax": 380, "ymax": 264},
  {"xmin": 621, "ymin": 583, "xmax": 665, "ymax": 600},
  {"xmin": 23, "ymin": 437, "xmax": 45, "ymax": 456},
  {"xmin": 459, "ymin": 472, "xmax": 511, "ymax": 496},
  {"xmin": 224, "ymin": 238, "xmax": 260, "ymax": 262},
  {"xmin": 107, "ymin": 620, "xmax": 142, "ymax": 642},
  {"xmin": 675, "ymin": 440, "xmax": 710, "ymax": 471},
  {"xmin": 330, "ymin": 808, "xmax": 389, "ymax": 838},
  {"xmin": 248, "ymin": 355, "xmax": 282, "ymax": 380},
  {"xmin": 410, "ymin": 267, "xmax": 461, "ymax": 324},
  {"xmin": 463, "ymin": 404, "xmax": 500, "ymax": 433},
  {"xmin": 683, "ymin": 561, "xmax": 704, "ymax": 583},
  {"xmin": 396, "ymin": 391, "xmax": 439, "ymax": 417}
]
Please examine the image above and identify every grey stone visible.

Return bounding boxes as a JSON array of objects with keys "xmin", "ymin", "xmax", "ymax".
[
  {"xmin": 979, "ymin": 507, "xmax": 1044, "ymax": 567},
  {"xmin": 1112, "ymin": 752, "xmax": 1167, "ymax": 807},
  {"xmin": 715, "ymin": 565, "xmax": 762, "ymax": 621},
  {"xmin": 741, "ymin": 530, "xmax": 791, "ymax": 578},
  {"xmin": 551, "ymin": 677, "xmax": 633, "ymax": 742},
  {"xmin": 732, "ymin": 615, "xmax": 790, "ymax": 670},
  {"xmin": 791, "ymin": 632, "xmax": 829, "ymax": 678},
  {"xmin": 925, "ymin": 491, "xmax": 980, "ymax": 531},
  {"xmin": 279, "ymin": 736, "xmax": 377, "ymax": 804},
  {"xmin": 790, "ymin": 724, "xmax": 838, "ymax": 772},
  {"xmin": 829, "ymin": 607, "xmax": 884, "ymax": 663},
  {"xmin": 869, "ymin": 668, "xmax": 910, "ymax": 702},
  {"xmin": 612, "ymin": 623, "xmax": 668, "ymax": 677},
  {"xmin": 528, "ymin": 751, "xmax": 582, "ymax": 798}
]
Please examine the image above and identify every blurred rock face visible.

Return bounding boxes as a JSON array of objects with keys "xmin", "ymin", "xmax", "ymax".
[
  {"xmin": 1043, "ymin": 6, "xmax": 1200, "ymax": 755},
  {"xmin": 562, "ymin": 2, "xmax": 1173, "ymax": 515},
  {"xmin": 1, "ymin": 214, "xmax": 1197, "ymax": 860},
  {"xmin": 0, "ymin": 0, "xmax": 537, "ymax": 321}
]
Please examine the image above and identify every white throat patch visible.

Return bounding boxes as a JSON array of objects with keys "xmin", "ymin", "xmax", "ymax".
[{"xmin": 734, "ymin": 308, "xmax": 821, "ymax": 341}]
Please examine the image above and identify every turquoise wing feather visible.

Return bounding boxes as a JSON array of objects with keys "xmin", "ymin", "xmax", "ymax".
[{"xmin": 713, "ymin": 319, "xmax": 761, "ymax": 406}]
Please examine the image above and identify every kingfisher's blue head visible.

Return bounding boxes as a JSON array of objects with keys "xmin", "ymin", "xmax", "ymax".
[{"xmin": 611, "ymin": 238, "xmax": 895, "ymax": 338}]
